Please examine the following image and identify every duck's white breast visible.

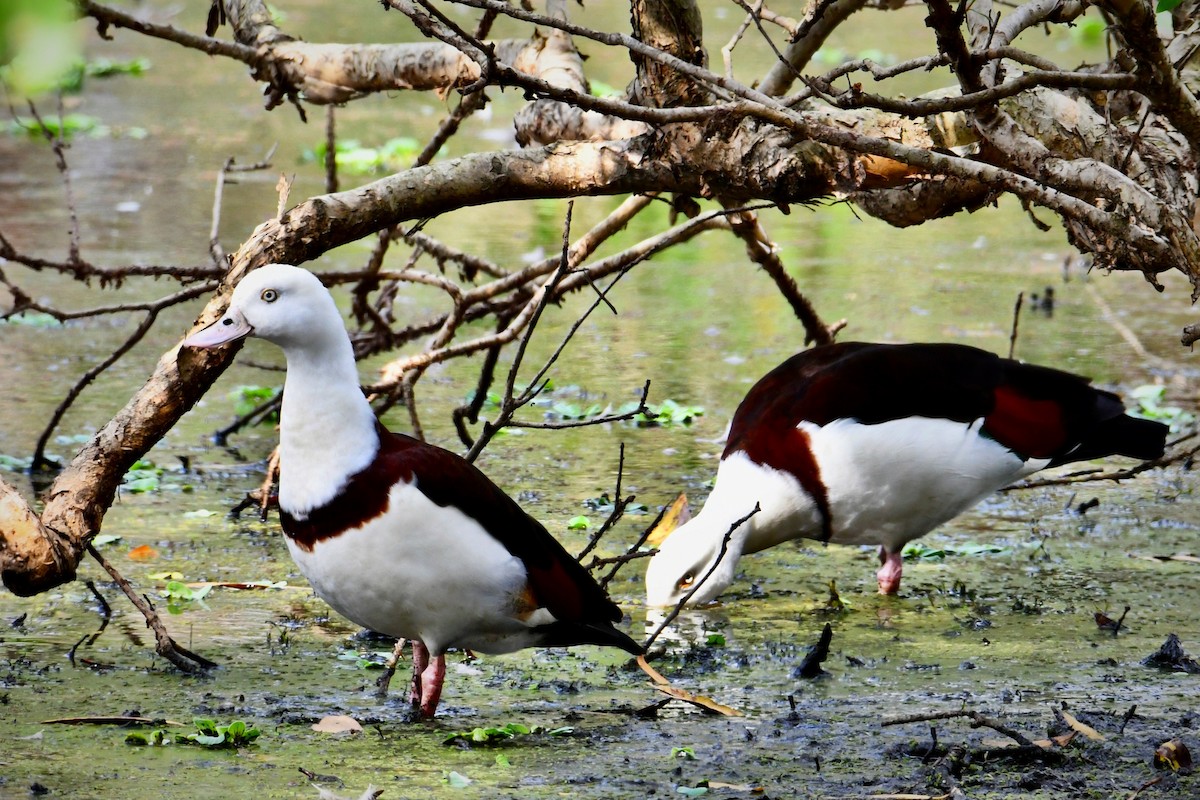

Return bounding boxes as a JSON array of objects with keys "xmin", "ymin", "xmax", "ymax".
[
  {"xmin": 804, "ymin": 416, "xmax": 1046, "ymax": 549},
  {"xmin": 284, "ymin": 480, "xmax": 546, "ymax": 655}
]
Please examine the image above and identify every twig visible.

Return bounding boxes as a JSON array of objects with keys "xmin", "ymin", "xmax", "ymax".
[
  {"xmin": 374, "ymin": 638, "xmax": 408, "ymax": 698},
  {"xmin": 211, "ymin": 148, "xmax": 278, "ymax": 267},
  {"xmin": 598, "ymin": 501, "xmax": 670, "ymax": 590},
  {"xmin": 86, "ymin": 543, "xmax": 217, "ymax": 672},
  {"xmin": 642, "ymin": 504, "xmax": 760, "ymax": 652},
  {"xmin": 212, "ymin": 393, "xmax": 282, "ymax": 446},
  {"xmin": 1009, "ymin": 291, "xmax": 1023, "ymax": 359},
  {"xmin": 30, "ymin": 283, "xmax": 217, "ymax": 471},
  {"xmin": 576, "ymin": 442, "xmax": 634, "ymax": 562},
  {"xmin": 324, "ymin": 105, "xmax": 338, "ymax": 193},
  {"xmin": 882, "ymin": 708, "xmax": 1037, "ymax": 748},
  {"xmin": 32, "ymin": 98, "xmax": 82, "ymax": 266},
  {"xmin": 1005, "ymin": 437, "xmax": 1200, "ymax": 490},
  {"xmin": 726, "ymin": 209, "xmax": 840, "ymax": 346}
]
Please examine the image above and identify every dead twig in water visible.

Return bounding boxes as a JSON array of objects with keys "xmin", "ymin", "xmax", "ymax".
[
  {"xmin": 1008, "ymin": 290, "xmax": 1023, "ymax": 359},
  {"xmin": 597, "ymin": 499, "xmax": 672, "ymax": 590},
  {"xmin": 883, "ymin": 708, "xmax": 1037, "ymax": 749},
  {"xmin": 86, "ymin": 544, "xmax": 217, "ymax": 673},
  {"xmin": 1005, "ymin": 435, "xmax": 1200, "ymax": 491},
  {"xmin": 577, "ymin": 442, "xmax": 633, "ymax": 562}
]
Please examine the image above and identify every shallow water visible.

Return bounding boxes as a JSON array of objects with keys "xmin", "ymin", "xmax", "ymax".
[{"xmin": 2, "ymin": 2, "xmax": 1199, "ymax": 798}]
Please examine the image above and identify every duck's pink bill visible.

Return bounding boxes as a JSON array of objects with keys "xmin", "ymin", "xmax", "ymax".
[{"xmin": 183, "ymin": 313, "xmax": 253, "ymax": 348}]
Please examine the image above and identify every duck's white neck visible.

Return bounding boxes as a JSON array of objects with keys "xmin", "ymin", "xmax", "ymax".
[{"xmin": 276, "ymin": 329, "xmax": 380, "ymax": 517}]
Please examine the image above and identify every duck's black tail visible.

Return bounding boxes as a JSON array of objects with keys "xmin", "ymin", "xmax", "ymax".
[{"xmin": 538, "ymin": 620, "xmax": 645, "ymax": 656}]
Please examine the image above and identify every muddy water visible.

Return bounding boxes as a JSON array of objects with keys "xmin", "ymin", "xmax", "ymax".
[{"xmin": 2, "ymin": 2, "xmax": 1199, "ymax": 799}]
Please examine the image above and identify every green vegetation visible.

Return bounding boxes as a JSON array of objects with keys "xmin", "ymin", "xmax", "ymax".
[
  {"xmin": 230, "ymin": 384, "xmax": 281, "ymax": 421},
  {"xmin": 443, "ymin": 722, "xmax": 574, "ymax": 747},
  {"xmin": 1131, "ymin": 384, "xmax": 1195, "ymax": 432},
  {"xmin": 125, "ymin": 718, "xmax": 261, "ymax": 749},
  {"xmin": 302, "ymin": 137, "xmax": 429, "ymax": 175}
]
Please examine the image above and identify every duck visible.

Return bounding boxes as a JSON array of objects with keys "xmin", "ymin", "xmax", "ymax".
[
  {"xmin": 183, "ymin": 264, "xmax": 642, "ymax": 717},
  {"xmin": 645, "ymin": 341, "xmax": 1169, "ymax": 607}
]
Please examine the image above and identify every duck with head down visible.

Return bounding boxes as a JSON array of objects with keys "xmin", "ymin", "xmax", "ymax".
[
  {"xmin": 184, "ymin": 264, "xmax": 642, "ymax": 717},
  {"xmin": 645, "ymin": 342, "xmax": 1168, "ymax": 608}
]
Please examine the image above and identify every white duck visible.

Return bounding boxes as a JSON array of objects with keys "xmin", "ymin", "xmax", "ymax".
[
  {"xmin": 184, "ymin": 264, "xmax": 641, "ymax": 717},
  {"xmin": 646, "ymin": 342, "xmax": 1168, "ymax": 607}
]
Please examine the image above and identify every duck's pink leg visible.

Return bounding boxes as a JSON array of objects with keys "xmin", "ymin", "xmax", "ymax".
[
  {"xmin": 416, "ymin": 653, "xmax": 446, "ymax": 718},
  {"xmin": 877, "ymin": 546, "xmax": 903, "ymax": 595},
  {"xmin": 410, "ymin": 640, "xmax": 429, "ymax": 706}
]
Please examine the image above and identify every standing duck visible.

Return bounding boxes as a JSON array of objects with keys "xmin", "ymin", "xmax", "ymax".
[
  {"xmin": 184, "ymin": 264, "xmax": 641, "ymax": 717},
  {"xmin": 645, "ymin": 342, "xmax": 1168, "ymax": 606}
]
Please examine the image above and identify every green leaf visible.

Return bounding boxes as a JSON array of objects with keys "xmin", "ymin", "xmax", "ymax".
[
  {"xmin": 494, "ymin": 754, "xmax": 511, "ymax": 768},
  {"xmin": 178, "ymin": 718, "xmax": 260, "ymax": 748},
  {"xmin": 705, "ymin": 633, "xmax": 726, "ymax": 647},
  {"xmin": 1157, "ymin": 0, "xmax": 1183, "ymax": 11},
  {"xmin": 230, "ymin": 385, "xmax": 281, "ymax": 420},
  {"xmin": 672, "ymin": 746, "xmax": 697, "ymax": 760},
  {"xmin": 567, "ymin": 515, "xmax": 591, "ymax": 530}
]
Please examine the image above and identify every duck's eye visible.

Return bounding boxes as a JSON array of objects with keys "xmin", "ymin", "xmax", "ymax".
[
  {"xmin": 261, "ymin": 288, "xmax": 279, "ymax": 303},
  {"xmin": 678, "ymin": 571, "xmax": 695, "ymax": 590}
]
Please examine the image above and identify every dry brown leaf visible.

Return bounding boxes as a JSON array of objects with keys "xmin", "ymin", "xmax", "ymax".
[
  {"xmin": 645, "ymin": 493, "xmax": 690, "ymax": 547},
  {"xmin": 654, "ymin": 684, "xmax": 742, "ymax": 717},
  {"xmin": 1154, "ymin": 738, "xmax": 1193, "ymax": 771},
  {"xmin": 708, "ymin": 781, "xmax": 764, "ymax": 793},
  {"xmin": 982, "ymin": 731, "xmax": 1076, "ymax": 750},
  {"xmin": 311, "ymin": 715, "xmax": 363, "ymax": 734},
  {"xmin": 637, "ymin": 654, "xmax": 670, "ymax": 686},
  {"xmin": 1060, "ymin": 710, "xmax": 1105, "ymax": 741}
]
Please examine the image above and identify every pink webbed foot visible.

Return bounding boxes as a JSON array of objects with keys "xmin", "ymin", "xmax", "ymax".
[
  {"xmin": 877, "ymin": 546, "xmax": 903, "ymax": 595},
  {"xmin": 417, "ymin": 653, "xmax": 446, "ymax": 718},
  {"xmin": 408, "ymin": 640, "xmax": 446, "ymax": 718}
]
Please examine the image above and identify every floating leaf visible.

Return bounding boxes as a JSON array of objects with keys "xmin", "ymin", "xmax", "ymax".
[
  {"xmin": 127, "ymin": 544, "xmax": 159, "ymax": 561},
  {"xmin": 567, "ymin": 515, "xmax": 590, "ymax": 530},
  {"xmin": 179, "ymin": 717, "xmax": 260, "ymax": 748}
]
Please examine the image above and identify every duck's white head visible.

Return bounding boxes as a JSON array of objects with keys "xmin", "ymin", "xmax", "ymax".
[
  {"xmin": 183, "ymin": 264, "xmax": 343, "ymax": 352},
  {"xmin": 644, "ymin": 515, "xmax": 745, "ymax": 608}
]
